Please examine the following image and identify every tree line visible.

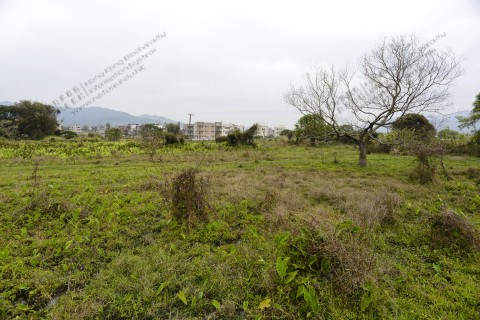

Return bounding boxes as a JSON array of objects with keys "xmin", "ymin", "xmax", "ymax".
[{"xmin": 0, "ymin": 101, "xmax": 59, "ymax": 139}]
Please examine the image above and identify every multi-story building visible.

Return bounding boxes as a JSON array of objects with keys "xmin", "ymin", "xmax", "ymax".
[
  {"xmin": 255, "ymin": 125, "xmax": 271, "ymax": 138},
  {"xmin": 221, "ymin": 123, "xmax": 244, "ymax": 136},
  {"xmin": 192, "ymin": 122, "xmax": 222, "ymax": 140},
  {"xmin": 96, "ymin": 125, "xmax": 107, "ymax": 135},
  {"xmin": 273, "ymin": 125, "xmax": 286, "ymax": 137},
  {"xmin": 181, "ymin": 121, "xmax": 287, "ymax": 140},
  {"xmin": 127, "ymin": 124, "xmax": 139, "ymax": 136},
  {"xmin": 68, "ymin": 124, "xmax": 82, "ymax": 134}
]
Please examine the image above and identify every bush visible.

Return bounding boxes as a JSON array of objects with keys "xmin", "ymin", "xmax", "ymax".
[
  {"xmin": 165, "ymin": 168, "xmax": 209, "ymax": 225},
  {"xmin": 430, "ymin": 209, "xmax": 479, "ymax": 252},
  {"xmin": 299, "ymin": 223, "xmax": 376, "ymax": 296},
  {"xmin": 407, "ymin": 140, "xmax": 448, "ymax": 184},
  {"xmin": 60, "ymin": 131, "xmax": 78, "ymax": 139},
  {"xmin": 164, "ymin": 132, "xmax": 184, "ymax": 145},
  {"xmin": 226, "ymin": 124, "xmax": 258, "ymax": 147},
  {"xmin": 410, "ymin": 161, "xmax": 436, "ymax": 184},
  {"xmin": 215, "ymin": 136, "xmax": 228, "ymax": 143},
  {"xmin": 466, "ymin": 168, "xmax": 480, "ymax": 180}
]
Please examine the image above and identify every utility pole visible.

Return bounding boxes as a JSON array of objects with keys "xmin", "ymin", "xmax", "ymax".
[{"xmin": 188, "ymin": 113, "xmax": 194, "ymax": 140}]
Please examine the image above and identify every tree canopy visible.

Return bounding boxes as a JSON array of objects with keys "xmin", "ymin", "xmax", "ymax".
[
  {"xmin": 391, "ymin": 114, "xmax": 436, "ymax": 140},
  {"xmin": 224, "ymin": 124, "xmax": 258, "ymax": 146},
  {"xmin": 0, "ymin": 101, "xmax": 59, "ymax": 139},
  {"xmin": 294, "ymin": 114, "xmax": 331, "ymax": 145},
  {"xmin": 165, "ymin": 123, "xmax": 180, "ymax": 134},
  {"xmin": 105, "ymin": 127, "xmax": 122, "ymax": 141},
  {"xmin": 457, "ymin": 93, "xmax": 480, "ymax": 130},
  {"xmin": 285, "ymin": 34, "xmax": 462, "ymax": 166},
  {"xmin": 139, "ymin": 123, "xmax": 163, "ymax": 139}
]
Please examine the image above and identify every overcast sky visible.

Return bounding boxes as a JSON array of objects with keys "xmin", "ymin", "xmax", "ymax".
[{"xmin": 1, "ymin": 0, "xmax": 479, "ymax": 128}]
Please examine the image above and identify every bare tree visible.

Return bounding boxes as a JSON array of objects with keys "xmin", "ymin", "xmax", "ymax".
[{"xmin": 285, "ymin": 34, "xmax": 462, "ymax": 166}]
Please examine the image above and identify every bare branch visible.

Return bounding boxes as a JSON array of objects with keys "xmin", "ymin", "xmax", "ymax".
[{"xmin": 285, "ymin": 34, "xmax": 463, "ymax": 166}]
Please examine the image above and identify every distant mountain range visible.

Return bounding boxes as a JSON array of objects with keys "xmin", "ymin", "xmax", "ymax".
[
  {"xmin": 57, "ymin": 107, "xmax": 178, "ymax": 126},
  {"xmin": 0, "ymin": 100, "xmax": 473, "ymax": 132},
  {"xmin": 0, "ymin": 101, "xmax": 177, "ymax": 126}
]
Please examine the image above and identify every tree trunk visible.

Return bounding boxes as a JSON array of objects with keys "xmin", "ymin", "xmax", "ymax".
[{"xmin": 358, "ymin": 141, "xmax": 367, "ymax": 167}]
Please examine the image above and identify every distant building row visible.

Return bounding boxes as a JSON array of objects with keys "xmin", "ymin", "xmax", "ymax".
[
  {"xmin": 64, "ymin": 122, "xmax": 287, "ymax": 140},
  {"xmin": 182, "ymin": 122, "xmax": 286, "ymax": 140},
  {"xmin": 64, "ymin": 123, "xmax": 147, "ymax": 136}
]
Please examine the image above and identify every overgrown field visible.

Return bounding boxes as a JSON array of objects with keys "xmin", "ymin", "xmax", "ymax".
[{"xmin": 1, "ymin": 139, "xmax": 479, "ymax": 319}]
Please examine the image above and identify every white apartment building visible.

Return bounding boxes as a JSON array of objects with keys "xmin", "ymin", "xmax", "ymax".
[
  {"xmin": 182, "ymin": 122, "xmax": 287, "ymax": 140},
  {"xmin": 191, "ymin": 122, "xmax": 222, "ymax": 140},
  {"xmin": 68, "ymin": 124, "xmax": 82, "ymax": 134},
  {"xmin": 255, "ymin": 125, "xmax": 271, "ymax": 138},
  {"xmin": 273, "ymin": 125, "xmax": 286, "ymax": 137},
  {"xmin": 221, "ymin": 123, "xmax": 245, "ymax": 136},
  {"xmin": 127, "ymin": 124, "xmax": 139, "ymax": 136},
  {"xmin": 96, "ymin": 125, "xmax": 107, "ymax": 135}
]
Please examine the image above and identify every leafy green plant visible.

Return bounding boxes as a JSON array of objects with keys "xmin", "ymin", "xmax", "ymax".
[
  {"xmin": 177, "ymin": 290, "xmax": 188, "ymax": 305},
  {"xmin": 297, "ymin": 284, "xmax": 320, "ymax": 316},
  {"xmin": 275, "ymin": 257, "xmax": 298, "ymax": 284},
  {"xmin": 359, "ymin": 282, "xmax": 376, "ymax": 312}
]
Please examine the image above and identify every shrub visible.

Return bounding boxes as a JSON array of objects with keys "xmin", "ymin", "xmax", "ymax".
[
  {"xmin": 466, "ymin": 167, "xmax": 480, "ymax": 180},
  {"xmin": 164, "ymin": 132, "xmax": 184, "ymax": 145},
  {"xmin": 410, "ymin": 160, "xmax": 436, "ymax": 184},
  {"xmin": 322, "ymin": 229, "xmax": 376, "ymax": 295},
  {"xmin": 60, "ymin": 130, "xmax": 78, "ymax": 139},
  {"xmin": 298, "ymin": 223, "xmax": 376, "ymax": 296},
  {"xmin": 391, "ymin": 113, "xmax": 436, "ymax": 139},
  {"xmin": 215, "ymin": 136, "xmax": 228, "ymax": 143},
  {"xmin": 430, "ymin": 209, "xmax": 479, "ymax": 252},
  {"xmin": 408, "ymin": 140, "xmax": 448, "ymax": 184},
  {"xmin": 226, "ymin": 124, "xmax": 258, "ymax": 147},
  {"xmin": 165, "ymin": 168, "xmax": 209, "ymax": 225}
]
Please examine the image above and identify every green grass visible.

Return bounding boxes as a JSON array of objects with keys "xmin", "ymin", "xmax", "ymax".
[{"xmin": 0, "ymin": 139, "xmax": 479, "ymax": 319}]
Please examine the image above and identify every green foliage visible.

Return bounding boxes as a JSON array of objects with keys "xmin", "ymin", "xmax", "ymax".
[
  {"xmin": 457, "ymin": 93, "xmax": 480, "ymax": 130},
  {"xmin": 0, "ymin": 142, "xmax": 479, "ymax": 319},
  {"xmin": 105, "ymin": 127, "xmax": 122, "ymax": 141},
  {"xmin": 165, "ymin": 122, "xmax": 180, "ymax": 134},
  {"xmin": 177, "ymin": 290, "xmax": 188, "ymax": 305},
  {"xmin": 211, "ymin": 299, "xmax": 221, "ymax": 310},
  {"xmin": 226, "ymin": 124, "xmax": 258, "ymax": 146},
  {"xmin": 164, "ymin": 132, "xmax": 184, "ymax": 145},
  {"xmin": 391, "ymin": 113, "xmax": 436, "ymax": 139},
  {"xmin": 0, "ymin": 119, "xmax": 18, "ymax": 138},
  {"xmin": 297, "ymin": 285, "xmax": 320, "ymax": 315},
  {"xmin": 294, "ymin": 114, "xmax": 331, "ymax": 145},
  {"xmin": 138, "ymin": 123, "xmax": 163, "ymax": 139},
  {"xmin": 0, "ymin": 100, "xmax": 59, "ymax": 140},
  {"xmin": 437, "ymin": 128, "xmax": 460, "ymax": 140},
  {"xmin": 60, "ymin": 130, "xmax": 78, "ymax": 139}
]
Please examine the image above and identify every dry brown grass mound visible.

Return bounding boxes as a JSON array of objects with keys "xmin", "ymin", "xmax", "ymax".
[{"xmin": 430, "ymin": 209, "xmax": 479, "ymax": 252}]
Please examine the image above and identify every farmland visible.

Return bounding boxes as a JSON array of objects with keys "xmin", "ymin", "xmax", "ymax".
[{"xmin": 0, "ymin": 139, "xmax": 479, "ymax": 319}]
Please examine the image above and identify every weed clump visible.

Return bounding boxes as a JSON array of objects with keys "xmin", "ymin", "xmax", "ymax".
[
  {"xmin": 318, "ymin": 224, "xmax": 376, "ymax": 295},
  {"xmin": 165, "ymin": 168, "xmax": 209, "ymax": 225},
  {"xmin": 410, "ymin": 160, "xmax": 436, "ymax": 184},
  {"xmin": 466, "ymin": 167, "xmax": 480, "ymax": 185},
  {"xmin": 277, "ymin": 222, "xmax": 376, "ymax": 298},
  {"xmin": 430, "ymin": 209, "xmax": 479, "ymax": 252},
  {"xmin": 466, "ymin": 167, "xmax": 480, "ymax": 180}
]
